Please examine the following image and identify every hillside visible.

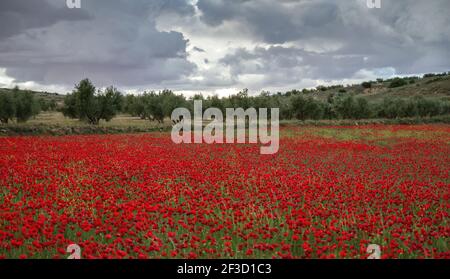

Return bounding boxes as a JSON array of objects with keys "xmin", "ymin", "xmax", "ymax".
[
  {"xmin": 298, "ymin": 73, "xmax": 450, "ymax": 102},
  {"xmin": 0, "ymin": 87, "xmax": 65, "ymax": 105},
  {"xmin": 1, "ymin": 73, "xmax": 450, "ymax": 104}
]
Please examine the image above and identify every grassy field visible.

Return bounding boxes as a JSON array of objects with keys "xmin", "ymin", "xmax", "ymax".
[
  {"xmin": 0, "ymin": 112, "xmax": 172, "ymax": 136},
  {"xmin": 1, "ymin": 111, "xmax": 449, "ymax": 136},
  {"xmin": 22, "ymin": 112, "xmax": 168, "ymax": 128}
]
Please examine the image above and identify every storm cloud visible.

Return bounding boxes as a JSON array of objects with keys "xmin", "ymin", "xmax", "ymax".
[
  {"xmin": 0, "ymin": 0, "xmax": 196, "ymax": 89},
  {"xmin": 0, "ymin": 0, "xmax": 449, "ymax": 94}
]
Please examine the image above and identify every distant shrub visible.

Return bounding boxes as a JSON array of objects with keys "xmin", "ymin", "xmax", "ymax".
[
  {"xmin": 62, "ymin": 79, "xmax": 123, "ymax": 125},
  {"xmin": 389, "ymin": 78, "xmax": 408, "ymax": 88},
  {"xmin": 38, "ymin": 98, "xmax": 57, "ymax": 111},
  {"xmin": 361, "ymin": 82, "xmax": 372, "ymax": 89},
  {"xmin": 0, "ymin": 92, "xmax": 15, "ymax": 124},
  {"xmin": 0, "ymin": 87, "xmax": 41, "ymax": 123},
  {"xmin": 376, "ymin": 96, "xmax": 447, "ymax": 119},
  {"xmin": 291, "ymin": 95, "xmax": 323, "ymax": 120},
  {"xmin": 15, "ymin": 90, "xmax": 40, "ymax": 122},
  {"xmin": 424, "ymin": 72, "xmax": 448, "ymax": 78},
  {"xmin": 425, "ymin": 77, "xmax": 442, "ymax": 84},
  {"xmin": 416, "ymin": 97, "xmax": 442, "ymax": 117}
]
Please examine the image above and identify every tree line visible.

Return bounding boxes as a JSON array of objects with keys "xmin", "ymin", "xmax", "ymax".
[
  {"xmin": 0, "ymin": 86, "xmax": 54, "ymax": 124},
  {"xmin": 1, "ymin": 75, "xmax": 449, "ymax": 125},
  {"xmin": 119, "ymin": 85, "xmax": 450, "ymax": 123}
]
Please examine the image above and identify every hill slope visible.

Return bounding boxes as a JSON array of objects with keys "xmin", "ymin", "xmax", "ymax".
[
  {"xmin": 1, "ymin": 73, "xmax": 449, "ymax": 107},
  {"xmin": 302, "ymin": 74, "xmax": 450, "ymax": 102}
]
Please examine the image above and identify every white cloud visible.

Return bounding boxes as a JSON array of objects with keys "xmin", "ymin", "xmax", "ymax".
[{"xmin": 0, "ymin": 0, "xmax": 449, "ymax": 95}]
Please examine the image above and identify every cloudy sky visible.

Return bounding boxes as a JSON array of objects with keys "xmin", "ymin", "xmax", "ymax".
[{"xmin": 0, "ymin": 0, "xmax": 449, "ymax": 96}]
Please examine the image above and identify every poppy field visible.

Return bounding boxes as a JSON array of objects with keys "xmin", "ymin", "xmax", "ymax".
[{"xmin": 0, "ymin": 125, "xmax": 449, "ymax": 259}]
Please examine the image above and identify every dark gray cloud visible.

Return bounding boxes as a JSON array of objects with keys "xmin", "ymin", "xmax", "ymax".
[
  {"xmin": 197, "ymin": 0, "xmax": 450, "ymax": 45},
  {"xmin": 0, "ymin": 0, "xmax": 449, "ymax": 93},
  {"xmin": 0, "ymin": 0, "xmax": 196, "ymax": 89},
  {"xmin": 197, "ymin": 0, "xmax": 343, "ymax": 44},
  {"xmin": 0, "ymin": 0, "xmax": 90, "ymax": 39},
  {"xmin": 201, "ymin": 0, "xmax": 450, "ymax": 87}
]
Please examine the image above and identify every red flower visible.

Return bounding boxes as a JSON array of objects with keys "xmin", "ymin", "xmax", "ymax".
[
  {"xmin": 168, "ymin": 232, "xmax": 176, "ymax": 238},
  {"xmin": 0, "ymin": 125, "xmax": 448, "ymax": 259}
]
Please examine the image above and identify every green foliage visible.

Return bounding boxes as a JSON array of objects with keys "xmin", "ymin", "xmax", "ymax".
[
  {"xmin": 62, "ymin": 79, "xmax": 123, "ymax": 125},
  {"xmin": 61, "ymin": 93, "xmax": 78, "ymax": 119},
  {"xmin": 227, "ymin": 89, "xmax": 251, "ymax": 109},
  {"xmin": 97, "ymin": 86, "xmax": 123, "ymax": 122},
  {"xmin": 361, "ymin": 81, "xmax": 372, "ymax": 89},
  {"xmin": 205, "ymin": 95, "xmax": 225, "ymax": 112},
  {"xmin": 423, "ymin": 72, "xmax": 449, "ymax": 78},
  {"xmin": 334, "ymin": 96, "xmax": 356, "ymax": 119},
  {"xmin": 15, "ymin": 90, "xmax": 40, "ymax": 122},
  {"xmin": 123, "ymin": 94, "xmax": 145, "ymax": 118},
  {"xmin": 415, "ymin": 96, "xmax": 442, "ymax": 117},
  {"xmin": 378, "ymin": 98, "xmax": 406, "ymax": 118},
  {"xmin": 43, "ymin": 74, "xmax": 450, "ymax": 124},
  {"xmin": 121, "ymin": 86, "xmax": 450, "ymax": 122},
  {"xmin": 376, "ymin": 96, "xmax": 445, "ymax": 119},
  {"xmin": 142, "ymin": 92, "xmax": 165, "ymax": 123},
  {"xmin": 0, "ymin": 87, "xmax": 41, "ymax": 123},
  {"xmin": 123, "ymin": 89, "xmax": 187, "ymax": 123},
  {"xmin": 425, "ymin": 77, "xmax": 443, "ymax": 84},
  {"xmin": 0, "ymin": 92, "xmax": 16, "ymax": 124},
  {"xmin": 0, "ymin": 87, "xmax": 41, "ymax": 124},
  {"xmin": 161, "ymin": 89, "xmax": 186, "ymax": 118},
  {"xmin": 389, "ymin": 78, "xmax": 408, "ymax": 88},
  {"xmin": 38, "ymin": 98, "xmax": 57, "ymax": 112},
  {"xmin": 291, "ymin": 95, "xmax": 322, "ymax": 120},
  {"xmin": 354, "ymin": 98, "xmax": 372, "ymax": 119}
]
